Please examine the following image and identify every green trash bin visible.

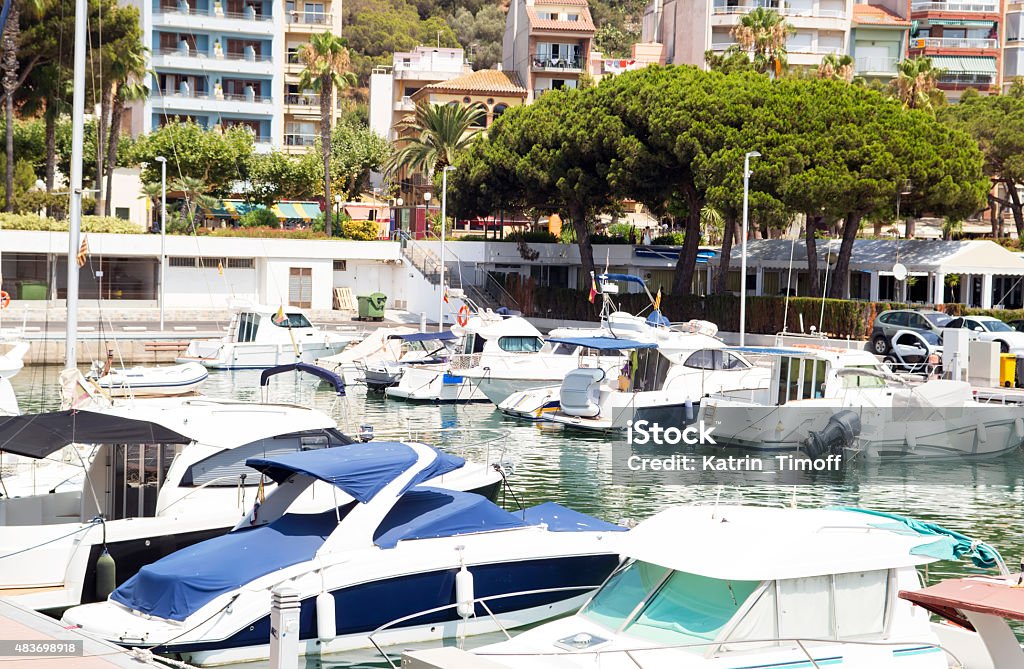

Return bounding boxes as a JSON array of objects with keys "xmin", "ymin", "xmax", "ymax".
[
  {"xmin": 18, "ymin": 281, "xmax": 47, "ymax": 300},
  {"xmin": 367, "ymin": 292, "xmax": 387, "ymax": 321},
  {"xmin": 356, "ymin": 295, "xmax": 371, "ymax": 320}
]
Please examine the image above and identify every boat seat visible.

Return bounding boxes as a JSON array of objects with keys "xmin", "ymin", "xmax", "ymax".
[{"xmin": 559, "ymin": 368, "xmax": 606, "ymax": 418}]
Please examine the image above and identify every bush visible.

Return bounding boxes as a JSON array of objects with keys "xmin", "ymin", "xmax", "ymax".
[
  {"xmin": 458, "ymin": 234, "xmax": 487, "ymax": 241},
  {"xmin": 208, "ymin": 226, "xmax": 330, "ymax": 239},
  {"xmin": 0, "ymin": 213, "xmax": 143, "ymax": 233},
  {"xmin": 652, "ymin": 232, "xmax": 685, "ymax": 245},
  {"xmin": 239, "ymin": 208, "xmax": 280, "ymax": 228},
  {"xmin": 590, "ymin": 233, "xmax": 633, "ymax": 244},
  {"xmin": 11, "ymin": 191, "xmax": 68, "ymax": 218},
  {"xmin": 340, "ymin": 218, "xmax": 378, "ymax": 240},
  {"xmin": 507, "ymin": 230, "xmax": 557, "ymax": 243}
]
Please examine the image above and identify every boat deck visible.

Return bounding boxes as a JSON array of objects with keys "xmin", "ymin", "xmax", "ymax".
[
  {"xmin": 972, "ymin": 386, "xmax": 1024, "ymax": 405},
  {"xmin": 0, "ymin": 597, "xmax": 142, "ymax": 668}
]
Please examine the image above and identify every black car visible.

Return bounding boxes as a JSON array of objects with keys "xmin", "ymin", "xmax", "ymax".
[{"xmin": 870, "ymin": 309, "xmax": 952, "ymax": 355}]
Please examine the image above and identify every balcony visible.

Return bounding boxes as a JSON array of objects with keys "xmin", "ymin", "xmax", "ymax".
[
  {"xmin": 151, "ymin": 89, "xmax": 274, "ymax": 115},
  {"xmin": 855, "ymin": 56, "xmax": 899, "ymax": 74},
  {"xmin": 789, "ymin": 44, "xmax": 844, "ymax": 54},
  {"xmin": 152, "ymin": 6, "xmax": 274, "ymax": 34},
  {"xmin": 909, "ymin": 36, "xmax": 999, "ymax": 49},
  {"xmin": 911, "ymin": 1, "xmax": 998, "ymax": 12},
  {"xmin": 531, "ymin": 53, "xmax": 583, "ymax": 71},
  {"xmin": 152, "ymin": 46, "xmax": 275, "ymax": 75},
  {"xmin": 711, "ymin": 4, "xmax": 847, "ymax": 18},
  {"xmin": 284, "ymin": 133, "xmax": 318, "ymax": 147},
  {"xmin": 286, "ymin": 11, "xmax": 332, "ymax": 25},
  {"xmin": 393, "ymin": 95, "xmax": 415, "ymax": 112},
  {"xmin": 938, "ymin": 73, "xmax": 996, "ymax": 90}
]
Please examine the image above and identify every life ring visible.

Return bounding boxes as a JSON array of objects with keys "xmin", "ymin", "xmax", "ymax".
[
  {"xmin": 457, "ymin": 305, "xmax": 470, "ymax": 327},
  {"xmin": 0, "ymin": 291, "xmax": 9, "ymax": 309}
]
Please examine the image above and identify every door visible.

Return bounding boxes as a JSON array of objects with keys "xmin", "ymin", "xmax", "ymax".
[{"xmin": 289, "ymin": 267, "xmax": 312, "ymax": 308}]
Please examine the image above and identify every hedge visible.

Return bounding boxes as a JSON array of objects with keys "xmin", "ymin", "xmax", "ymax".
[
  {"xmin": 0, "ymin": 213, "xmax": 144, "ymax": 234},
  {"xmin": 208, "ymin": 226, "xmax": 330, "ymax": 239}
]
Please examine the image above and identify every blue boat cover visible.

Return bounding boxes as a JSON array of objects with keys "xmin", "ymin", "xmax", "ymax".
[
  {"xmin": 111, "ymin": 507, "xmax": 342, "ymax": 621},
  {"xmin": 546, "ymin": 336, "xmax": 657, "ymax": 351},
  {"xmin": 373, "ymin": 487, "xmax": 526, "ymax": 548},
  {"xmin": 246, "ymin": 442, "xmax": 465, "ymax": 504},
  {"xmin": 521, "ymin": 502, "xmax": 627, "ymax": 533},
  {"xmin": 392, "ymin": 331, "xmax": 457, "ymax": 342},
  {"xmin": 646, "ymin": 310, "xmax": 670, "ymax": 327}
]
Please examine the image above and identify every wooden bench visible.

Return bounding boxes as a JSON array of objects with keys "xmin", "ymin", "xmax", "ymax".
[{"xmin": 144, "ymin": 341, "xmax": 191, "ymax": 353}]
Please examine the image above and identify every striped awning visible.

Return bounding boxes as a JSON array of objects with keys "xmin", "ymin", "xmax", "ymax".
[
  {"xmin": 205, "ymin": 200, "xmax": 323, "ymax": 221},
  {"xmin": 930, "ymin": 55, "xmax": 997, "ymax": 74},
  {"xmin": 927, "ymin": 18, "xmax": 994, "ymax": 26}
]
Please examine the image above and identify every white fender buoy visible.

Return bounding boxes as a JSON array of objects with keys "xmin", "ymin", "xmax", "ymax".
[
  {"xmin": 316, "ymin": 591, "xmax": 336, "ymax": 642},
  {"xmin": 977, "ymin": 420, "xmax": 988, "ymax": 444},
  {"xmin": 905, "ymin": 425, "xmax": 917, "ymax": 451},
  {"xmin": 1014, "ymin": 417, "xmax": 1024, "ymax": 439},
  {"xmin": 456, "ymin": 564, "xmax": 475, "ymax": 619}
]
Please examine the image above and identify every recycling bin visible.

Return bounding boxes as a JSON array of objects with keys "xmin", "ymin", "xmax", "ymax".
[
  {"xmin": 1000, "ymin": 353, "xmax": 1017, "ymax": 388},
  {"xmin": 366, "ymin": 292, "xmax": 387, "ymax": 321}
]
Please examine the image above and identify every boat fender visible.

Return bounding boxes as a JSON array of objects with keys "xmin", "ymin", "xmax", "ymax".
[
  {"xmin": 905, "ymin": 425, "xmax": 917, "ymax": 451},
  {"xmin": 977, "ymin": 420, "xmax": 987, "ymax": 444},
  {"xmin": 802, "ymin": 410, "xmax": 861, "ymax": 460},
  {"xmin": 95, "ymin": 549, "xmax": 116, "ymax": 601},
  {"xmin": 1015, "ymin": 417, "xmax": 1024, "ymax": 439},
  {"xmin": 456, "ymin": 564, "xmax": 475, "ymax": 619},
  {"xmin": 316, "ymin": 591, "xmax": 336, "ymax": 642},
  {"xmin": 684, "ymin": 399, "xmax": 693, "ymax": 423}
]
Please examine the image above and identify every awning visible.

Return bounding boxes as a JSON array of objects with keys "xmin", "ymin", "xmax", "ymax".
[
  {"xmin": 204, "ymin": 200, "xmax": 322, "ymax": 222},
  {"xmin": 927, "ymin": 18, "xmax": 994, "ymax": 26},
  {"xmin": 899, "ymin": 578, "xmax": 1024, "ymax": 629},
  {"xmin": 598, "ymin": 273, "xmax": 647, "ymax": 286},
  {"xmin": 546, "ymin": 336, "xmax": 657, "ymax": 351},
  {"xmin": 0, "ymin": 411, "xmax": 192, "ymax": 459},
  {"xmin": 929, "ymin": 55, "xmax": 997, "ymax": 75},
  {"xmin": 390, "ymin": 331, "xmax": 457, "ymax": 342}
]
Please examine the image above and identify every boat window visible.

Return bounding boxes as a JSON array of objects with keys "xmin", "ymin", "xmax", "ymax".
[
  {"xmin": 841, "ymin": 365, "xmax": 886, "ymax": 389},
  {"xmin": 684, "ymin": 349, "xmax": 715, "ymax": 370},
  {"xmin": 237, "ymin": 312, "xmax": 261, "ymax": 342},
  {"xmin": 107, "ymin": 443, "xmax": 180, "ymax": 520},
  {"xmin": 181, "ymin": 430, "xmax": 349, "ymax": 486},
  {"xmin": 834, "ymin": 570, "xmax": 888, "ymax": 637},
  {"xmin": 800, "ymin": 359, "xmax": 827, "ymax": 399},
  {"xmin": 497, "ymin": 336, "xmax": 544, "ymax": 353},
  {"xmin": 624, "ymin": 571, "xmax": 759, "ymax": 647},
  {"xmin": 718, "ymin": 351, "xmax": 749, "ymax": 370},
  {"xmin": 580, "ymin": 559, "xmax": 670, "ymax": 632},
  {"xmin": 778, "ymin": 575, "xmax": 832, "ymax": 640},
  {"xmin": 550, "ymin": 343, "xmax": 577, "ymax": 355},
  {"xmin": 271, "ymin": 312, "xmax": 312, "ymax": 328}
]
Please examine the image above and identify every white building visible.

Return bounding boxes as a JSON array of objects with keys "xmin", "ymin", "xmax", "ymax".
[{"xmin": 368, "ymin": 47, "xmax": 468, "ymax": 141}]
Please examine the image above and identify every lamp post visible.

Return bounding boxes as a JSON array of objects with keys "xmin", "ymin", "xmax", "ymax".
[
  {"xmin": 439, "ymin": 166, "xmax": 455, "ymax": 333},
  {"xmin": 423, "ymin": 191, "xmax": 432, "ymax": 243},
  {"xmin": 739, "ymin": 150, "xmax": 761, "ymax": 347},
  {"xmin": 390, "ymin": 196, "xmax": 403, "ymax": 238},
  {"xmin": 155, "ymin": 156, "xmax": 167, "ymax": 331},
  {"xmin": 896, "ymin": 179, "xmax": 912, "ymax": 238}
]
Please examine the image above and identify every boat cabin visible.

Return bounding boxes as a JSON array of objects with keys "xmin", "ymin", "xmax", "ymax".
[
  {"xmin": 730, "ymin": 347, "xmax": 888, "ymax": 406},
  {"xmin": 229, "ymin": 306, "xmax": 314, "ymax": 344}
]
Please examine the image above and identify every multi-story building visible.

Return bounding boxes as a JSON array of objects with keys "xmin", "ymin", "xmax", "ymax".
[
  {"xmin": 502, "ymin": 0, "xmax": 596, "ymax": 101},
  {"xmin": 282, "ymin": 0, "xmax": 344, "ymax": 152},
  {"xmin": 1006, "ymin": 0, "xmax": 1024, "ymax": 87},
  {"xmin": 850, "ymin": 3, "xmax": 909, "ymax": 80},
  {"xmin": 130, "ymin": 0, "xmax": 343, "ymax": 151},
  {"xmin": 908, "ymin": 0, "xmax": 1001, "ymax": 96},
  {"xmin": 367, "ymin": 47, "xmax": 468, "ymax": 141}
]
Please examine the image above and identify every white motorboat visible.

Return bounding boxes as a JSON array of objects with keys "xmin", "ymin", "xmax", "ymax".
[
  {"xmin": 177, "ymin": 304, "xmax": 354, "ymax": 369},
  {"xmin": 62, "ymin": 442, "xmax": 625, "ymax": 666},
  {"xmin": 0, "ymin": 398, "xmax": 503, "ymax": 612},
  {"xmin": 538, "ymin": 339, "xmax": 770, "ymax": 432},
  {"xmin": 91, "ymin": 362, "xmax": 208, "ymax": 397},
  {"xmin": 453, "ymin": 505, "xmax": 1003, "ymax": 669},
  {"xmin": 316, "ymin": 326, "xmax": 418, "ymax": 385},
  {"xmin": 360, "ymin": 331, "xmax": 457, "ymax": 391},
  {"xmin": 0, "ymin": 340, "xmax": 29, "ymax": 379},
  {"xmin": 699, "ymin": 346, "xmax": 1024, "ymax": 459}
]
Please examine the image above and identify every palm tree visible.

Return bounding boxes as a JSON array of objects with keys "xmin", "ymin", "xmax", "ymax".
[
  {"xmin": 890, "ymin": 57, "xmax": 945, "ymax": 110},
  {"xmin": 103, "ymin": 45, "xmax": 150, "ymax": 215},
  {"xmin": 298, "ymin": 32, "xmax": 356, "ymax": 237},
  {"xmin": 139, "ymin": 181, "xmax": 162, "ymax": 231},
  {"xmin": 389, "ymin": 103, "xmax": 484, "ymax": 178},
  {"xmin": 171, "ymin": 175, "xmax": 218, "ymax": 231},
  {"xmin": 816, "ymin": 53, "xmax": 854, "ymax": 82},
  {"xmin": 3, "ymin": 0, "xmax": 46, "ymax": 211},
  {"xmin": 731, "ymin": 7, "xmax": 793, "ymax": 77}
]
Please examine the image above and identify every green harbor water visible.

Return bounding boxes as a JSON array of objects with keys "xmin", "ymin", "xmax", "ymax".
[{"xmin": 11, "ymin": 365, "xmax": 1024, "ymax": 668}]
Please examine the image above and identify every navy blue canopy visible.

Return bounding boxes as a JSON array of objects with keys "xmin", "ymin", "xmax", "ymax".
[
  {"xmin": 260, "ymin": 363, "xmax": 344, "ymax": 394},
  {"xmin": 546, "ymin": 336, "xmax": 657, "ymax": 351},
  {"xmin": 391, "ymin": 331, "xmax": 457, "ymax": 342},
  {"xmin": 598, "ymin": 273, "xmax": 647, "ymax": 286},
  {"xmin": 246, "ymin": 441, "xmax": 465, "ymax": 503},
  {"xmin": 522, "ymin": 502, "xmax": 627, "ymax": 533},
  {"xmin": 373, "ymin": 487, "xmax": 526, "ymax": 548}
]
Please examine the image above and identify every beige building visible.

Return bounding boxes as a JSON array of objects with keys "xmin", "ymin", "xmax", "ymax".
[
  {"xmin": 282, "ymin": 3, "xmax": 344, "ymax": 153},
  {"xmin": 502, "ymin": 0, "xmax": 596, "ymax": 101},
  {"xmin": 409, "ymin": 69, "xmax": 528, "ymax": 128},
  {"xmin": 368, "ymin": 47, "xmax": 470, "ymax": 140}
]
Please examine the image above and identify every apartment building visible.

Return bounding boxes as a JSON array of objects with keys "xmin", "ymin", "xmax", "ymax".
[
  {"xmin": 850, "ymin": 3, "xmax": 909, "ymax": 80},
  {"xmin": 1007, "ymin": 0, "xmax": 1024, "ymax": 87},
  {"xmin": 502, "ymin": 0, "xmax": 596, "ymax": 101},
  {"xmin": 909, "ymin": 0, "xmax": 1001, "ymax": 96},
  {"xmin": 367, "ymin": 47, "xmax": 468, "ymax": 141},
  {"xmin": 131, "ymin": 0, "xmax": 343, "ymax": 151}
]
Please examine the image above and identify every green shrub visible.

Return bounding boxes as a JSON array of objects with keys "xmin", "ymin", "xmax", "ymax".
[
  {"xmin": 0, "ymin": 213, "xmax": 143, "ymax": 233},
  {"xmin": 11, "ymin": 191, "xmax": 68, "ymax": 218},
  {"xmin": 652, "ymin": 232, "xmax": 685, "ymax": 245},
  {"xmin": 340, "ymin": 218, "xmax": 378, "ymax": 240},
  {"xmin": 507, "ymin": 230, "xmax": 557, "ymax": 243},
  {"xmin": 208, "ymin": 226, "xmax": 330, "ymax": 239},
  {"xmin": 458, "ymin": 234, "xmax": 487, "ymax": 241},
  {"xmin": 590, "ymin": 233, "xmax": 633, "ymax": 244},
  {"xmin": 239, "ymin": 208, "xmax": 280, "ymax": 228}
]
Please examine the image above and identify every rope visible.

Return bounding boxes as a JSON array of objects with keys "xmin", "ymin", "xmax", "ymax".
[{"xmin": 0, "ymin": 517, "xmax": 101, "ymax": 560}]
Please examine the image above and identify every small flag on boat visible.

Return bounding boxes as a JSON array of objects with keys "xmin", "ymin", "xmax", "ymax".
[
  {"xmin": 76, "ymin": 236, "xmax": 89, "ymax": 268},
  {"xmin": 654, "ymin": 287, "xmax": 662, "ymax": 310},
  {"xmin": 588, "ymin": 272, "xmax": 597, "ymax": 304},
  {"xmin": 443, "ymin": 286, "xmax": 449, "ymax": 304},
  {"xmin": 217, "ymin": 260, "xmax": 224, "ymax": 276},
  {"xmin": 275, "ymin": 305, "xmax": 285, "ymax": 321}
]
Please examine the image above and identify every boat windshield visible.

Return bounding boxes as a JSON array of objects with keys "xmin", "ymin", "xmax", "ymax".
[
  {"xmin": 272, "ymin": 312, "xmax": 313, "ymax": 328},
  {"xmin": 840, "ymin": 365, "xmax": 887, "ymax": 389},
  {"xmin": 580, "ymin": 560, "xmax": 759, "ymax": 651}
]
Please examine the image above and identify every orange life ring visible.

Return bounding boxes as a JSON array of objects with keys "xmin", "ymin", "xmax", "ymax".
[
  {"xmin": 457, "ymin": 305, "xmax": 470, "ymax": 327},
  {"xmin": 0, "ymin": 291, "xmax": 9, "ymax": 309}
]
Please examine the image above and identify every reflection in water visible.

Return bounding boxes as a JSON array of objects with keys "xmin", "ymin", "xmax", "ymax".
[{"xmin": 11, "ymin": 366, "xmax": 1024, "ymax": 668}]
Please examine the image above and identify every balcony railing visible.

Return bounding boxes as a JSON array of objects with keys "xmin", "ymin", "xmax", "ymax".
[
  {"xmin": 286, "ymin": 11, "xmax": 331, "ymax": 24},
  {"xmin": 284, "ymin": 133, "xmax": 317, "ymax": 147},
  {"xmin": 154, "ymin": 46, "xmax": 273, "ymax": 62},
  {"xmin": 789, "ymin": 44, "xmax": 844, "ymax": 54},
  {"xmin": 710, "ymin": 4, "xmax": 847, "ymax": 18},
  {"xmin": 910, "ymin": 36, "xmax": 998, "ymax": 48},
  {"xmin": 911, "ymin": 1, "xmax": 998, "ymax": 11},
  {"xmin": 154, "ymin": 5, "xmax": 272, "ymax": 20},
  {"xmin": 394, "ymin": 95, "xmax": 415, "ymax": 111},
  {"xmin": 531, "ymin": 53, "xmax": 583, "ymax": 70},
  {"xmin": 285, "ymin": 93, "xmax": 319, "ymax": 106},
  {"xmin": 939, "ymin": 73, "xmax": 995, "ymax": 83},
  {"xmin": 855, "ymin": 56, "xmax": 899, "ymax": 72},
  {"xmin": 153, "ymin": 89, "xmax": 272, "ymax": 103},
  {"xmin": 710, "ymin": 42, "xmax": 740, "ymax": 50}
]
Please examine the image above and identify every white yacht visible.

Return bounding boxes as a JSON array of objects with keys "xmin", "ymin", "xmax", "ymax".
[
  {"xmin": 63, "ymin": 442, "xmax": 625, "ymax": 666},
  {"xmin": 0, "ymin": 399, "xmax": 503, "ymax": 612},
  {"xmin": 177, "ymin": 304, "xmax": 354, "ymax": 369},
  {"xmin": 91, "ymin": 361, "xmax": 208, "ymax": 397},
  {"xmin": 454, "ymin": 505, "xmax": 1002, "ymax": 669},
  {"xmin": 360, "ymin": 331, "xmax": 457, "ymax": 392},
  {"xmin": 699, "ymin": 346, "xmax": 1024, "ymax": 459},
  {"xmin": 0, "ymin": 340, "xmax": 29, "ymax": 378}
]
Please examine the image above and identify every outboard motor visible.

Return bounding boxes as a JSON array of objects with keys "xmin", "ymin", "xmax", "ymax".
[{"xmin": 802, "ymin": 410, "xmax": 861, "ymax": 460}]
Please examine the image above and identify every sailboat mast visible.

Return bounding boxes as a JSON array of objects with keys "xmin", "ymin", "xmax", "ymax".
[{"xmin": 64, "ymin": 0, "xmax": 87, "ymax": 369}]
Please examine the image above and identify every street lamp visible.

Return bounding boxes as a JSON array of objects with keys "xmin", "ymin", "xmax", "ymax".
[
  {"xmin": 423, "ymin": 192, "xmax": 432, "ymax": 242},
  {"xmin": 334, "ymin": 193, "xmax": 342, "ymax": 235},
  {"xmin": 390, "ymin": 196, "xmax": 403, "ymax": 238},
  {"xmin": 155, "ymin": 156, "xmax": 167, "ymax": 331},
  {"xmin": 439, "ymin": 166, "xmax": 455, "ymax": 332},
  {"xmin": 739, "ymin": 150, "xmax": 761, "ymax": 347}
]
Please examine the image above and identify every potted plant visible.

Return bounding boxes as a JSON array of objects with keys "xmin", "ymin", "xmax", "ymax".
[
  {"xmin": 213, "ymin": 78, "xmax": 224, "ymax": 99},
  {"xmin": 213, "ymin": 39, "xmax": 224, "ymax": 58}
]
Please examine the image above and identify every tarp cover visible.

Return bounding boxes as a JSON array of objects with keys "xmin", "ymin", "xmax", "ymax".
[
  {"xmin": 373, "ymin": 487, "xmax": 526, "ymax": 548},
  {"xmin": 392, "ymin": 331, "xmax": 457, "ymax": 342},
  {"xmin": 246, "ymin": 442, "xmax": 465, "ymax": 503},
  {"xmin": 0, "ymin": 410, "xmax": 192, "ymax": 459},
  {"xmin": 111, "ymin": 507, "xmax": 340, "ymax": 621},
  {"xmin": 521, "ymin": 502, "xmax": 627, "ymax": 533},
  {"xmin": 546, "ymin": 336, "xmax": 657, "ymax": 351}
]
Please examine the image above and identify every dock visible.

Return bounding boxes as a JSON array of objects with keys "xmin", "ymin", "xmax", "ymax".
[{"xmin": 0, "ymin": 597, "xmax": 150, "ymax": 668}]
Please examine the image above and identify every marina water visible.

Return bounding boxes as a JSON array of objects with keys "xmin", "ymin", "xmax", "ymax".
[{"xmin": 12, "ymin": 365, "xmax": 1024, "ymax": 667}]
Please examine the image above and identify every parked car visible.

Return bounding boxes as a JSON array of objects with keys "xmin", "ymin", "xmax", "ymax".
[
  {"xmin": 1007, "ymin": 319, "xmax": 1024, "ymax": 332},
  {"xmin": 870, "ymin": 309, "xmax": 952, "ymax": 355},
  {"xmin": 883, "ymin": 329, "xmax": 942, "ymax": 375},
  {"xmin": 944, "ymin": 315, "xmax": 1024, "ymax": 354}
]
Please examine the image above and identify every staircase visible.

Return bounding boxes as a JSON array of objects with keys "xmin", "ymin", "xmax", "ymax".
[{"xmin": 399, "ymin": 235, "xmax": 505, "ymax": 312}]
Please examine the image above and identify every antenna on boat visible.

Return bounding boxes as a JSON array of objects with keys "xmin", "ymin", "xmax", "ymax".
[{"xmin": 64, "ymin": 0, "xmax": 88, "ymax": 370}]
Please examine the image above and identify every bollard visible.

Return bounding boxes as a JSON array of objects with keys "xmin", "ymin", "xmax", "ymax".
[{"xmin": 269, "ymin": 586, "xmax": 301, "ymax": 669}]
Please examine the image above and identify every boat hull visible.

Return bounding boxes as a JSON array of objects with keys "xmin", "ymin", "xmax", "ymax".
[
  {"xmin": 468, "ymin": 376, "xmax": 561, "ymax": 406},
  {"xmin": 386, "ymin": 367, "xmax": 488, "ymax": 403},
  {"xmin": 96, "ymin": 363, "xmax": 209, "ymax": 397},
  {"xmin": 547, "ymin": 398, "xmax": 699, "ymax": 432}
]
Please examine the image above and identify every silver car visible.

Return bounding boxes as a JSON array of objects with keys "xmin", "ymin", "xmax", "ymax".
[{"xmin": 870, "ymin": 310, "xmax": 952, "ymax": 355}]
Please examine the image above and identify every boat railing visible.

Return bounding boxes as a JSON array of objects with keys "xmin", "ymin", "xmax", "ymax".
[
  {"xmin": 369, "ymin": 584, "xmax": 598, "ymax": 667},
  {"xmin": 366, "ymin": 426, "xmax": 511, "ymax": 466},
  {"xmin": 449, "ymin": 353, "xmax": 482, "ymax": 371}
]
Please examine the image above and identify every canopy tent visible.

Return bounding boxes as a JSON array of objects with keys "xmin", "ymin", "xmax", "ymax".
[
  {"xmin": 0, "ymin": 411, "xmax": 192, "ymax": 459},
  {"xmin": 546, "ymin": 336, "xmax": 657, "ymax": 351}
]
